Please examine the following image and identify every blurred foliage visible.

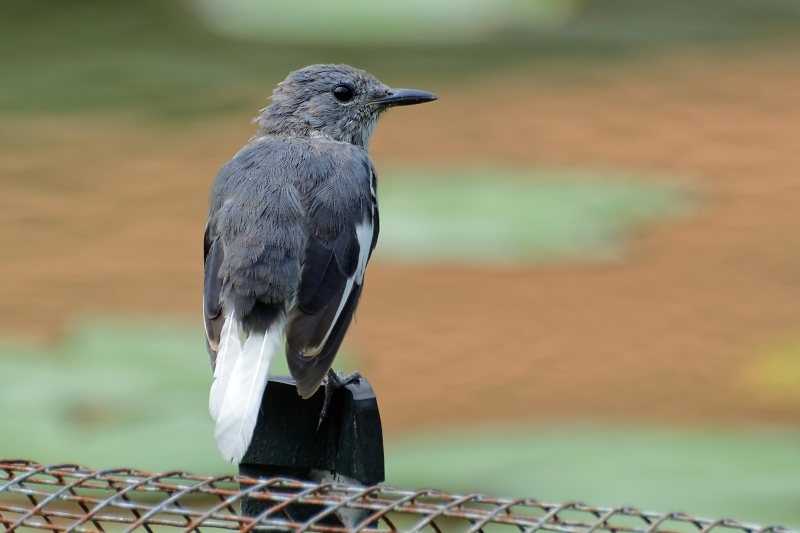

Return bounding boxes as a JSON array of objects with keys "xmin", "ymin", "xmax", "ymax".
[
  {"xmin": 1, "ymin": 319, "xmax": 799, "ymax": 524},
  {"xmin": 745, "ymin": 338, "xmax": 800, "ymax": 404},
  {"xmin": 188, "ymin": 0, "xmax": 583, "ymax": 45},
  {"xmin": 0, "ymin": 318, "xmax": 356, "ymax": 473},
  {"xmin": 377, "ymin": 168, "xmax": 691, "ymax": 264},
  {"xmin": 386, "ymin": 423, "xmax": 800, "ymax": 528},
  {"xmin": 2, "ymin": 2, "xmax": 799, "ymax": 524},
  {"xmin": 2, "ymin": 0, "xmax": 800, "ymax": 118}
]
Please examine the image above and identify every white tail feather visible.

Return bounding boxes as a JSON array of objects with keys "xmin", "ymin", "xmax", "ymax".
[
  {"xmin": 213, "ymin": 321, "xmax": 284, "ymax": 463},
  {"xmin": 209, "ymin": 313, "xmax": 241, "ymax": 422}
]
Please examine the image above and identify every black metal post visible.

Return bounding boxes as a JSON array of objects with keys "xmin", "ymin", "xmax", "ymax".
[{"xmin": 238, "ymin": 375, "xmax": 384, "ymax": 525}]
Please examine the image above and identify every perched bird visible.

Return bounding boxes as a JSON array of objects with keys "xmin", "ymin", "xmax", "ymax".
[{"xmin": 203, "ymin": 64, "xmax": 436, "ymax": 463}]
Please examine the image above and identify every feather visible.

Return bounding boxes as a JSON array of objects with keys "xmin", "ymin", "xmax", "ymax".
[
  {"xmin": 287, "ymin": 219, "xmax": 373, "ymax": 354},
  {"xmin": 203, "ymin": 231, "xmax": 225, "ymax": 369},
  {"xmin": 208, "ymin": 312, "xmax": 240, "ymax": 422},
  {"xmin": 286, "ymin": 217, "xmax": 374, "ymax": 398},
  {"xmin": 288, "ymin": 284, "xmax": 363, "ymax": 399},
  {"xmin": 353, "ymin": 219, "xmax": 373, "ymax": 284},
  {"xmin": 213, "ymin": 319, "xmax": 284, "ymax": 463}
]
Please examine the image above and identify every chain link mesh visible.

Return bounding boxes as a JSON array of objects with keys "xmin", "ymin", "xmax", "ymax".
[{"xmin": 1, "ymin": 460, "xmax": 796, "ymax": 533}]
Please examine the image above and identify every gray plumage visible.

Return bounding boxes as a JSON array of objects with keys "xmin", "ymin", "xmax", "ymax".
[{"xmin": 203, "ymin": 64, "xmax": 436, "ymax": 463}]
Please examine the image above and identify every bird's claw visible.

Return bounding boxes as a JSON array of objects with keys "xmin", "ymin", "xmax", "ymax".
[
  {"xmin": 330, "ymin": 370, "xmax": 362, "ymax": 387},
  {"xmin": 317, "ymin": 370, "xmax": 362, "ymax": 430}
]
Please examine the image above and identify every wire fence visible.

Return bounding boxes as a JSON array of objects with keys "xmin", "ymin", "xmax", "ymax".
[{"xmin": 0, "ymin": 460, "xmax": 795, "ymax": 533}]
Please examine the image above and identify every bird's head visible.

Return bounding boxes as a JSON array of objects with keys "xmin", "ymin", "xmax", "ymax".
[{"xmin": 256, "ymin": 64, "xmax": 436, "ymax": 149}]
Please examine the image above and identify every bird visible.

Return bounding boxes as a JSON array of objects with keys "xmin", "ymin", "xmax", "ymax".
[{"xmin": 203, "ymin": 64, "xmax": 437, "ymax": 463}]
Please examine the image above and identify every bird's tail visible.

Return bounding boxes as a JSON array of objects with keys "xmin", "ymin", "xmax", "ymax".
[
  {"xmin": 210, "ymin": 313, "xmax": 284, "ymax": 463},
  {"xmin": 209, "ymin": 313, "xmax": 240, "ymax": 422}
]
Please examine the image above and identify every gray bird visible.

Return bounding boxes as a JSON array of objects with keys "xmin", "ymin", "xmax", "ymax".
[{"xmin": 203, "ymin": 64, "xmax": 436, "ymax": 463}]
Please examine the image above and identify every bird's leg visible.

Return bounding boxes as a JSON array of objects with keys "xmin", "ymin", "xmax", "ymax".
[{"xmin": 317, "ymin": 369, "xmax": 362, "ymax": 429}]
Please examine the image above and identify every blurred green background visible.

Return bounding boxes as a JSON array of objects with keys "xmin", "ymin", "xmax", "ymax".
[
  {"xmin": 3, "ymin": 319, "xmax": 800, "ymax": 525},
  {"xmin": 3, "ymin": 0, "xmax": 800, "ymax": 117},
  {"xmin": 3, "ymin": 0, "xmax": 800, "ymax": 527}
]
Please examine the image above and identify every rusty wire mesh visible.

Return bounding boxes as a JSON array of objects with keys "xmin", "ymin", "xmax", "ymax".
[{"xmin": 0, "ymin": 460, "xmax": 795, "ymax": 533}]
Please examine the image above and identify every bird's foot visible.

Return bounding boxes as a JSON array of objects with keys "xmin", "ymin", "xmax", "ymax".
[
  {"xmin": 318, "ymin": 369, "xmax": 362, "ymax": 429},
  {"xmin": 329, "ymin": 369, "xmax": 362, "ymax": 388}
]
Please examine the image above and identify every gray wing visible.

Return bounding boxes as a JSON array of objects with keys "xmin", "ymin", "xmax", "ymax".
[
  {"xmin": 203, "ymin": 221, "xmax": 225, "ymax": 370},
  {"xmin": 286, "ymin": 151, "xmax": 379, "ymax": 398}
]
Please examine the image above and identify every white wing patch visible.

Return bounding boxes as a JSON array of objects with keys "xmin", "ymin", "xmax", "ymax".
[{"xmin": 354, "ymin": 217, "xmax": 372, "ymax": 284}]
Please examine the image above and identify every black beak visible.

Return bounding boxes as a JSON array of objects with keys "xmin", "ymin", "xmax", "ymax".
[{"xmin": 371, "ymin": 88, "xmax": 438, "ymax": 108}]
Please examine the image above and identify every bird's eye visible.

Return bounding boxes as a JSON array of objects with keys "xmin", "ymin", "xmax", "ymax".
[{"xmin": 333, "ymin": 85, "xmax": 354, "ymax": 102}]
